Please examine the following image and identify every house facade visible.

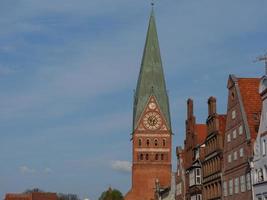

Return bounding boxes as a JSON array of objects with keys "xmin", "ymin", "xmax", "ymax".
[
  {"xmin": 176, "ymin": 147, "xmax": 185, "ymax": 200},
  {"xmin": 252, "ymin": 74, "xmax": 267, "ymax": 200},
  {"xmin": 222, "ymin": 75, "xmax": 261, "ymax": 200},
  {"xmin": 184, "ymin": 99, "xmax": 207, "ymax": 200},
  {"xmin": 202, "ymin": 97, "xmax": 226, "ymax": 200}
]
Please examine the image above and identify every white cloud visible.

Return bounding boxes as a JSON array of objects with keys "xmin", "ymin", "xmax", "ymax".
[
  {"xmin": 111, "ymin": 160, "xmax": 131, "ymax": 173},
  {"xmin": 19, "ymin": 166, "xmax": 36, "ymax": 174},
  {"xmin": 43, "ymin": 167, "xmax": 53, "ymax": 174}
]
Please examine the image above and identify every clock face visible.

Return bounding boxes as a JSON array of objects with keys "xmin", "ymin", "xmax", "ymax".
[
  {"xmin": 148, "ymin": 102, "xmax": 156, "ymax": 110},
  {"xmin": 143, "ymin": 112, "xmax": 162, "ymax": 130}
]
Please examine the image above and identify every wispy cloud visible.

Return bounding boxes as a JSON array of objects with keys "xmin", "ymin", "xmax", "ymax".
[
  {"xmin": 19, "ymin": 166, "xmax": 36, "ymax": 175},
  {"xmin": 111, "ymin": 160, "xmax": 131, "ymax": 173}
]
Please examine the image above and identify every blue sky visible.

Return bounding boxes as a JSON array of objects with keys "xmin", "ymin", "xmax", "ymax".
[{"xmin": 0, "ymin": 0, "xmax": 267, "ymax": 199}]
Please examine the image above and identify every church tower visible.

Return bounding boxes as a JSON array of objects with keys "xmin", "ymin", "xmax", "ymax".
[{"xmin": 125, "ymin": 8, "xmax": 172, "ymax": 200}]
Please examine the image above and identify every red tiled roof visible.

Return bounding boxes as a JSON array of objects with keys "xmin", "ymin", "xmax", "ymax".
[
  {"xmin": 237, "ymin": 78, "xmax": 261, "ymax": 140},
  {"xmin": 195, "ymin": 124, "xmax": 207, "ymax": 144}
]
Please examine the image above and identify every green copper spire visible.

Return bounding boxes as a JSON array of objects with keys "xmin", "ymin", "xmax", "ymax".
[{"xmin": 133, "ymin": 9, "xmax": 171, "ymax": 130}]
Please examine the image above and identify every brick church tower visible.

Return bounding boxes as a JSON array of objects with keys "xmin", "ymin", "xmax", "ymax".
[{"xmin": 125, "ymin": 8, "xmax": 172, "ymax": 200}]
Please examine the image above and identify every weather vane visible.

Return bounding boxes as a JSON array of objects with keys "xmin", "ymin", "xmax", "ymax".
[
  {"xmin": 254, "ymin": 52, "xmax": 267, "ymax": 75},
  {"xmin": 151, "ymin": 0, "xmax": 155, "ymax": 7}
]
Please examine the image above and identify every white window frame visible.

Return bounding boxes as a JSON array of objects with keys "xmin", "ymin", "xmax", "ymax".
[
  {"xmin": 239, "ymin": 125, "xmax": 243, "ymax": 135},
  {"xmin": 223, "ymin": 181, "xmax": 228, "ymax": 197},
  {"xmin": 228, "ymin": 154, "xmax": 232, "ymax": 163},
  {"xmin": 196, "ymin": 168, "xmax": 201, "ymax": 185},
  {"xmin": 227, "ymin": 134, "xmax": 231, "ymax": 142},
  {"xmin": 232, "ymin": 110, "xmax": 236, "ymax": 119},
  {"xmin": 189, "ymin": 170, "xmax": 195, "ymax": 186},
  {"xmin": 262, "ymin": 139, "xmax": 266, "ymax": 156},
  {"xmin": 234, "ymin": 177, "xmax": 239, "ymax": 194},
  {"xmin": 246, "ymin": 173, "xmax": 251, "ymax": 190},
  {"xmin": 240, "ymin": 175, "xmax": 246, "ymax": 192},
  {"xmin": 233, "ymin": 129, "xmax": 237, "ymax": 139},
  {"xmin": 229, "ymin": 179, "xmax": 233, "ymax": 195},
  {"xmin": 240, "ymin": 148, "xmax": 244, "ymax": 157},
  {"xmin": 234, "ymin": 151, "xmax": 237, "ymax": 160}
]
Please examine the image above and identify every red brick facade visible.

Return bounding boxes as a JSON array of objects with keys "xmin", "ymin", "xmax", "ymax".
[
  {"xmin": 125, "ymin": 96, "xmax": 172, "ymax": 200},
  {"xmin": 5, "ymin": 192, "xmax": 57, "ymax": 200},
  {"xmin": 222, "ymin": 75, "xmax": 261, "ymax": 200},
  {"xmin": 202, "ymin": 97, "xmax": 226, "ymax": 200},
  {"xmin": 176, "ymin": 147, "xmax": 185, "ymax": 200},
  {"xmin": 184, "ymin": 99, "xmax": 207, "ymax": 200}
]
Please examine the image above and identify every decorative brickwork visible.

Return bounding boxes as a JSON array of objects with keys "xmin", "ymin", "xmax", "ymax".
[{"xmin": 202, "ymin": 97, "xmax": 226, "ymax": 200}]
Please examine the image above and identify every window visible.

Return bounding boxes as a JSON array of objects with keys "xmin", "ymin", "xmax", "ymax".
[
  {"xmin": 227, "ymin": 134, "xmax": 231, "ymax": 142},
  {"xmin": 258, "ymin": 168, "xmax": 264, "ymax": 182},
  {"xmin": 197, "ymin": 194, "xmax": 202, "ymax": 200},
  {"xmin": 262, "ymin": 139, "xmax": 266, "ymax": 156},
  {"xmin": 146, "ymin": 139, "xmax": 150, "ymax": 146},
  {"xmin": 240, "ymin": 175, "xmax": 246, "ymax": 192},
  {"xmin": 239, "ymin": 125, "xmax": 243, "ymax": 135},
  {"xmin": 138, "ymin": 139, "xmax": 142, "ymax": 147},
  {"xmin": 176, "ymin": 183, "xmax": 182, "ymax": 195},
  {"xmin": 234, "ymin": 177, "xmax": 239, "ymax": 194},
  {"xmin": 233, "ymin": 130, "xmax": 237, "ymax": 139},
  {"xmin": 155, "ymin": 154, "xmax": 159, "ymax": 160},
  {"xmin": 154, "ymin": 139, "xmax": 158, "ymax": 147},
  {"xmin": 246, "ymin": 173, "xmax": 251, "ymax": 190},
  {"xmin": 232, "ymin": 110, "xmax": 236, "ymax": 119},
  {"xmin": 223, "ymin": 181, "xmax": 228, "ymax": 197},
  {"xmin": 163, "ymin": 139, "xmax": 166, "ymax": 147},
  {"xmin": 240, "ymin": 148, "xmax": 244, "ymax": 157},
  {"xmin": 145, "ymin": 154, "xmax": 149, "ymax": 160},
  {"xmin": 229, "ymin": 179, "xmax": 233, "ymax": 195},
  {"xmin": 196, "ymin": 168, "xmax": 201, "ymax": 184},
  {"xmin": 140, "ymin": 154, "xmax": 143, "ymax": 160},
  {"xmin": 228, "ymin": 154, "xmax": 232, "ymax": 163},
  {"xmin": 189, "ymin": 170, "xmax": 195, "ymax": 186},
  {"xmin": 234, "ymin": 151, "xmax": 237, "ymax": 160},
  {"xmin": 161, "ymin": 153, "xmax": 164, "ymax": 160}
]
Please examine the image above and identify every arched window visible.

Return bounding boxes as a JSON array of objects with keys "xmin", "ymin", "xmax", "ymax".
[
  {"xmin": 138, "ymin": 138, "xmax": 142, "ymax": 147},
  {"xmin": 155, "ymin": 154, "xmax": 159, "ymax": 160},
  {"xmin": 163, "ymin": 139, "xmax": 166, "ymax": 147},
  {"xmin": 146, "ymin": 139, "xmax": 150, "ymax": 147},
  {"xmin": 140, "ymin": 154, "xmax": 143, "ymax": 160},
  {"xmin": 154, "ymin": 139, "xmax": 158, "ymax": 146},
  {"xmin": 161, "ymin": 154, "xmax": 164, "ymax": 160},
  {"xmin": 145, "ymin": 154, "xmax": 149, "ymax": 160}
]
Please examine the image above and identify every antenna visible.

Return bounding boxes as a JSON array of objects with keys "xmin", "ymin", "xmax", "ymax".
[{"xmin": 254, "ymin": 52, "xmax": 267, "ymax": 75}]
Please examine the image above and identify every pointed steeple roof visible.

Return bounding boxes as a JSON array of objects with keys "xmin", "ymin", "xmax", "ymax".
[{"xmin": 133, "ymin": 9, "xmax": 171, "ymax": 131}]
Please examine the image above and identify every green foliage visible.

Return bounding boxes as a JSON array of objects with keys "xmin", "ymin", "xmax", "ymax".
[{"xmin": 98, "ymin": 188, "xmax": 123, "ymax": 200}]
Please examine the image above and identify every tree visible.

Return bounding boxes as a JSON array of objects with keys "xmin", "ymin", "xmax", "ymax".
[{"xmin": 98, "ymin": 188, "xmax": 123, "ymax": 200}]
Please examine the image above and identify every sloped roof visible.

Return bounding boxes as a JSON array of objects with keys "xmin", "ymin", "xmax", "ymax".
[
  {"xmin": 133, "ymin": 9, "xmax": 171, "ymax": 131},
  {"xmin": 237, "ymin": 77, "xmax": 261, "ymax": 140},
  {"xmin": 195, "ymin": 124, "xmax": 207, "ymax": 145}
]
